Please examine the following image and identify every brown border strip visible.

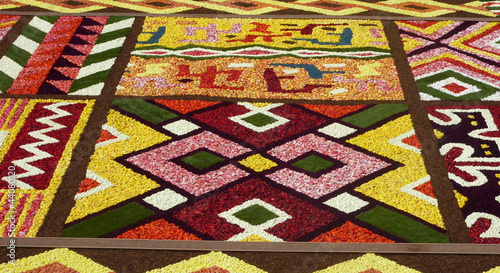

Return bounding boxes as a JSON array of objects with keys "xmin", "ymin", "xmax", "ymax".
[
  {"xmin": 382, "ymin": 20, "xmax": 471, "ymax": 243},
  {"xmin": 3, "ymin": 238, "xmax": 500, "ymax": 254},
  {"xmin": 0, "ymin": 11, "xmax": 498, "ymax": 22}
]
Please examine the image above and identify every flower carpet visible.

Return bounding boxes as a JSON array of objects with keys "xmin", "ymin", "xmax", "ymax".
[
  {"xmin": 427, "ymin": 105, "xmax": 500, "ymax": 244},
  {"xmin": 0, "ymin": 2, "xmax": 499, "ymax": 272},
  {"xmin": 0, "ymin": 0, "xmax": 494, "ymax": 17},
  {"xmin": 61, "ymin": 100, "xmax": 447, "ymax": 243},
  {"xmin": 118, "ymin": 17, "xmax": 403, "ymax": 100},
  {"xmin": 397, "ymin": 20, "xmax": 500, "ymax": 101},
  {"xmin": 0, "ymin": 16, "xmax": 133, "ymax": 95},
  {"xmin": 1, "ymin": 248, "xmax": 500, "ymax": 272},
  {"xmin": 0, "ymin": 99, "xmax": 93, "ymax": 238}
]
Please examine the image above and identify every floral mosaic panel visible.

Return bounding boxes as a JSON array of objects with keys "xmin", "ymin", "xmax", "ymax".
[
  {"xmin": 116, "ymin": 17, "xmax": 404, "ymax": 100},
  {"xmin": 397, "ymin": 20, "xmax": 500, "ymax": 101},
  {"xmin": 0, "ymin": 99, "xmax": 94, "ymax": 237},
  {"xmin": 0, "ymin": 0, "xmax": 493, "ymax": 16},
  {"xmin": 428, "ymin": 105, "xmax": 500, "ymax": 244},
  {"xmin": 63, "ymin": 99, "xmax": 448, "ymax": 243},
  {"xmin": 0, "ymin": 16, "xmax": 133, "ymax": 95}
]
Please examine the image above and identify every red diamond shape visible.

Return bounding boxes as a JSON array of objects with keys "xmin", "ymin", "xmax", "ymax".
[
  {"xmin": 443, "ymin": 83, "xmax": 467, "ymax": 94},
  {"xmin": 192, "ymin": 103, "xmax": 328, "ymax": 148},
  {"xmin": 173, "ymin": 179, "xmax": 335, "ymax": 241}
]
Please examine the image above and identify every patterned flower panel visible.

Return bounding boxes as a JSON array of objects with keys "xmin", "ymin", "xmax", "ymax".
[
  {"xmin": 0, "ymin": 0, "xmax": 493, "ymax": 16},
  {"xmin": 0, "ymin": 16, "xmax": 133, "ymax": 95},
  {"xmin": 117, "ymin": 17, "xmax": 404, "ymax": 100},
  {"xmin": 397, "ymin": 21, "xmax": 500, "ymax": 101},
  {"xmin": 428, "ymin": 105, "xmax": 500, "ymax": 244},
  {"xmin": 0, "ymin": 99, "xmax": 94, "ymax": 237},
  {"xmin": 63, "ymin": 99, "xmax": 448, "ymax": 243}
]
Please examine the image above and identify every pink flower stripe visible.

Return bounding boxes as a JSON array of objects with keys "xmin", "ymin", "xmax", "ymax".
[
  {"xmin": 18, "ymin": 193, "xmax": 43, "ymax": 237},
  {"xmin": 0, "ymin": 99, "xmax": 6, "ymax": 112},
  {"xmin": 370, "ymin": 28, "xmax": 384, "ymax": 38},
  {"xmin": 7, "ymin": 99, "xmax": 28, "ymax": 129},
  {"xmin": 267, "ymin": 165, "xmax": 379, "ymax": 199},
  {"xmin": 267, "ymin": 134, "xmax": 343, "ymax": 161},
  {"xmin": 0, "ymin": 192, "xmax": 11, "ymax": 223},
  {"xmin": 0, "ymin": 99, "xmax": 16, "ymax": 128},
  {"xmin": 408, "ymin": 47, "xmax": 497, "ymax": 70},
  {"xmin": 442, "ymin": 21, "xmax": 488, "ymax": 44},
  {"xmin": 3, "ymin": 193, "xmax": 28, "ymax": 236},
  {"xmin": 0, "ymin": 15, "xmax": 20, "ymax": 25}
]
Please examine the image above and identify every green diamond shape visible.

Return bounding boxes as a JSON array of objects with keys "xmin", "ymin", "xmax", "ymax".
[
  {"xmin": 242, "ymin": 113, "xmax": 278, "ymax": 127},
  {"xmin": 181, "ymin": 151, "xmax": 225, "ymax": 170},
  {"xmin": 233, "ymin": 204, "xmax": 279, "ymax": 225},
  {"xmin": 292, "ymin": 155, "xmax": 335, "ymax": 173}
]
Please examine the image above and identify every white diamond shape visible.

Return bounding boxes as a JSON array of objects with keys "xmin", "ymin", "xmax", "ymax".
[
  {"xmin": 163, "ymin": 119, "xmax": 200, "ymax": 135},
  {"xmin": 218, "ymin": 199, "xmax": 292, "ymax": 241},
  {"xmin": 229, "ymin": 102, "xmax": 289, "ymax": 133},
  {"xmin": 219, "ymin": 199, "xmax": 291, "ymax": 230},
  {"xmin": 428, "ymin": 77, "xmax": 481, "ymax": 97},
  {"xmin": 143, "ymin": 188, "xmax": 187, "ymax": 211},
  {"xmin": 323, "ymin": 193, "xmax": 369, "ymax": 213},
  {"xmin": 318, "ymin": 123, "xmax": 356, "ymax": 138}
]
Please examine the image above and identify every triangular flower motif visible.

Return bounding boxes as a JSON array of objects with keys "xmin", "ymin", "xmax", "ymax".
[{"xmin": 146, "ymin": 252, "xmax": 267, "ymax": 273}]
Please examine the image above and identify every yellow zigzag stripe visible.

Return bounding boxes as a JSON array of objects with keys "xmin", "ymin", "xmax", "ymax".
[
  {"xmin": 2, "ymin": 0, "xmax": 493, "ymax": 16},
  {"xmin": 172, "ymin": 0, "xmax": 279, "ymax": 15}
]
